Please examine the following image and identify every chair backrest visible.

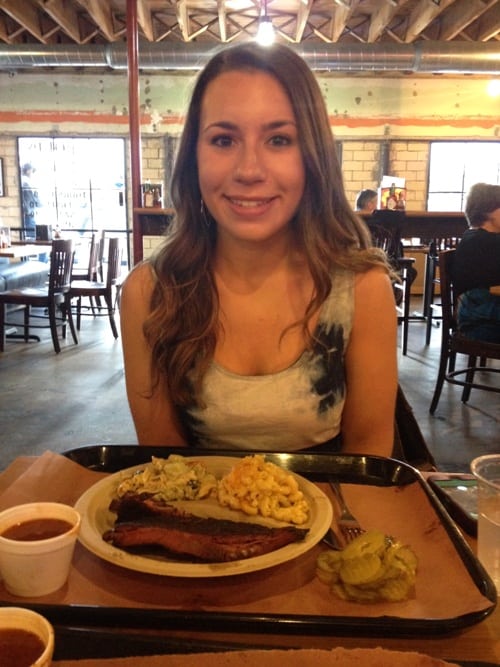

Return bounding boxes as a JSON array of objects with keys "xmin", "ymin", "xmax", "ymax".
[
  {"xmin": 96, "ymin": 231, "xmax": 106, "ymax": 281},
  {"xmin": 366, "ymin": 221, "xmax": 402, "ymax": 263},
  {"xmin": 105, "ymin": 237, "xmax": 122, "ymax": 288},
  {"xmin": 87, "ymin": 234, "xmax": 102, "ymax": 281},
  {"xmin": 49, "ymin": 239, "xmax": 74, "ymax": 294},
  {"xmin": 427, "ymin": 236, "xmax": 460, "ymax": 258},
  {"xmin": 437, "ymin": 248, "xmax": 458, "ymax": 339},
  {"xmin": 424, "ymin": 238, "xmax": 461, "ymax": 304}
]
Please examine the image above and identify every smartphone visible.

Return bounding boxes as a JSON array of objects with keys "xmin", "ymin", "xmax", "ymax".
[{"xmin": 427, "ymin": 473, "xmax": 478, "ymax": 537}]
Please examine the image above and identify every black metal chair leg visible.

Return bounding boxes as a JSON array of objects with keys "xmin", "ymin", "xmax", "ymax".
[
  {"xmin": 23, "ymin": 304, "xmax": 30, "ymax": 343},
  {"xmin": 65, "ymin": 295, "xmax": 78, "ymax": 345},
  {"xmin": 430, "ymin": 342, "xmax": 450, "ymax": 414},
  {"xmin": 105, "ymin": 294, "xmax": 119, "ymax": 339},
  {"xmin": 461, "ymin": 356, "xmax": 477, "ymax": 403},
  {"xmin": 48, "ymin": 301, "xmax": 61, "ymax": 354},
  {"xmin": 401, "ymin": 271, "xmax": 411, "ymax": 355},
  {"xmin": 0, "ymin": 304, "xmax": 5, "ymax": 352}
]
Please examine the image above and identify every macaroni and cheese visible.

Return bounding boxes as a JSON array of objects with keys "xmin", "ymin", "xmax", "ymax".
[{"xmin": 217, "ymin": 454, "xmax": 309, "ymax": 525}]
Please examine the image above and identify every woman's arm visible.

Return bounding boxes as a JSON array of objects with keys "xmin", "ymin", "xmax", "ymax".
[
  {"xmin": 341, "ymin": 267, "xmax": 398, "ymax": 457},
  {"xmin": 120, "ymin": 262, "xmax": 188, "ymax": 446}
]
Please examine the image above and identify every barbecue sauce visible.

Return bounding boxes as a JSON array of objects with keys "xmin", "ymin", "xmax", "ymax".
[
  {"xmin": 0, "ymin": 628, "xmax": 45, "ymax": 666},
  {"xmin": 1, "ymin": 517, "xmax": 72, "ymax": 541}
]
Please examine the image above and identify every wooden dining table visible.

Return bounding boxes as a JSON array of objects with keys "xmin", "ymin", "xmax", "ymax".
[
  {"xmin": 0, "ymin": 243, "xmax": 52, "ymax": 259},
  {"xmin": 0, "ymin": 447, "xmax": 497, "ymax": 666}
]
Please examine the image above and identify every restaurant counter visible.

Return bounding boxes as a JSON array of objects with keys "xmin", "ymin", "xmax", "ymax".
[
  {"xmin": 400, "ymin": 211, "xmax": 468, "ymax": 240},
  {"xmin": 363, "ymin": 210, "xmax": 468, "ymax": 243},
  {"xmin": 0, "ymin": 448, "xmax": 497, "ymax": 665}
]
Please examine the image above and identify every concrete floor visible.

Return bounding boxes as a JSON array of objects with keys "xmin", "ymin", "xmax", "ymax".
[{"xmin": 1, "ymin": 299, "xmax": 498, "ymax": 472}]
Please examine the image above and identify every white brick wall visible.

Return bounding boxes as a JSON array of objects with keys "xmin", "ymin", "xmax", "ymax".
[
  {"xmin": 142, "ymin": 234, "xmax": 164, "ymax": 259},
  {"xmin": 344, "ymin": 140, "xmax": 430, "ymax": 210}
]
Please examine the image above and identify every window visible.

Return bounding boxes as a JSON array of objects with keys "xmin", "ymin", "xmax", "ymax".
[
  {"xmin": 18, "ymin": 137, "xmax": 126, "ymax": 235},
  {"xmin": 427, "ymin": 141, "xmax": 500, "ymax": 211}
]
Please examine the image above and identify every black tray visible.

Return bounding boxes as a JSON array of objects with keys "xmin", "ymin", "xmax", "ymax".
[{"xmin": 8, "ymin": 446, "xmax": 497, "ymax": 643}]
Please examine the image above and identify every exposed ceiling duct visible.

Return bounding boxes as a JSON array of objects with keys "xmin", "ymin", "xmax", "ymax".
[{"xmin": 0, "ymin": 42, "xmax": 499, "ymax": 75}]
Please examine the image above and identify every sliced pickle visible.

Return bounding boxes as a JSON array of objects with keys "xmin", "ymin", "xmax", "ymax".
[
  {"xmin": 316, "ymin": 529, "xmax": 418, "ymax": 604},
  {"xmin": 339, "ymin": 553, "xmax": 384, "ymax": 585},
  {"xmin": 341, "ymin": 529, "xmax": 386, "ymax": 560}
]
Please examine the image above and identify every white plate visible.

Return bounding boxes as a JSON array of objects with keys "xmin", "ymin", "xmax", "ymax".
[{"xmin": 75, "ymin": 456, "xmax": 333, "ymax": 578}]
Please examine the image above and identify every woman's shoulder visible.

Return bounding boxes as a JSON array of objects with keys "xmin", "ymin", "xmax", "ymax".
[
  {"xmin": 122, "ymin": 260, "xmax": 155, "ymax": 298},
  {"xmin": 353, "ymin": 264, "xmax": 391, "ymax": 289},
  {"xmin": 325, "ymin": 264, "xmax": 389, "ymax": 303}
]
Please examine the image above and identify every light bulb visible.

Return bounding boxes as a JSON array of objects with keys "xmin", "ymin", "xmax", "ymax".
[{"xmin": 256, "ymin": 17, "xmax": 275, "ymax": 46}]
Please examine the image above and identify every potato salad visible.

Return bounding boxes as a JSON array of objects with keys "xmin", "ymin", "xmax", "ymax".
[{"xmin": 116, "ymin": 454, "xmax": 218, "ymax": 501}]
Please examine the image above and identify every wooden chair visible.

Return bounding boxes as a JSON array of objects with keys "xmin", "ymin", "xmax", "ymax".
[
  {"xmin": 69, "ymin": 237, "xmax": 121, "ymax": 338},
  {"xmin": 71, "ymin": 233, "xmax": 102, "ymax": 314},
  {"xmin": 423, "ymin": 236, "xmax": 460, "ymax": 345},
  {"xmin": 366, "ymin": 219, "xmax": 416, "ymax": 355},
  {"xmin": 71, "ymin": 233, "xmax": 101, "ymax": 282},
  {"xmin": 429, "ymin": 249, "xmax": 500, "ymax": 414},
  {"xmin": 0, "ymin": 239, "xmax": 78, "ymax": 354}
]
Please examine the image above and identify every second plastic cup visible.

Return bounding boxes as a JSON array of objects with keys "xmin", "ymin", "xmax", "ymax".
[{"xmin": 471, "ymin": 454, "xmax": 500, "ymax": 594}]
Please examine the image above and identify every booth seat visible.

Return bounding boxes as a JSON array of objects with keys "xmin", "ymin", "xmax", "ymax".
[{"xmin": 0, "ymin": 259, "xmax": 48, "ymax": 292}]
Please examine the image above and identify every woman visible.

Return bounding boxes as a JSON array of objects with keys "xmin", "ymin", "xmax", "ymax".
[
  {"xmin": 453, "ymin": 182, "xmax": 500, "ymax": 343},
  {"xmin": 121, "ymin": 42, "xmax": 398, "ymax": 456}
]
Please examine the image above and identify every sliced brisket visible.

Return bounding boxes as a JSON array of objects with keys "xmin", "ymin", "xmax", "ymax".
[{"xmin": 103, "ymin": 492, "xmax": 308, "ymax": 562}]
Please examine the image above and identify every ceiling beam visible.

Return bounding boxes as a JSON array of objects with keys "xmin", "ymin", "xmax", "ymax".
[
  {"xmin": 404, "ymin": 0, "xmax": 455, "ymax": 43},
  {"xmin": 474, "ymin": 1, "xmax": 500, "ymax": 41},
  {"xmin": 176, "ymin": 0, "xmax": 190, "ymax": 41},
  {"xmin": 217, "ymin": 0, "xmax": 227, "ymax": 43},
  {"xmin": 74, "ymin": 0, "xmax": 117, "ymax": 42},
  {"xmin": 137, "ymin": 0, "xmax": 155, "ymax": 41},
  {"xmin": 0, "ymin": 11, "xmax": 25, "ymax": 43},
  {"xmin": 329, "ymin": 3, "xmax": 351, "ymax": 42},
  {"xmin": 35, "ymin": 0, "xmax": 81, "ymax": 42},
  {"xmin": 295, "ymin": 0, "xmax": 314, "ymax": 43},
  {"xmin": 367, "ymin": 0, "xmax": 403, "ymax": 42},
  {"xmin": 0, "ymin": 0, "xmax": 48, "ymax": 42},
  {"xmin": 439, "ymin": 0, "xmax": 496, "ymax": 40},
  {"xmin": 0, "ymin": 0, "xmax": 498, "ymax": 49}
]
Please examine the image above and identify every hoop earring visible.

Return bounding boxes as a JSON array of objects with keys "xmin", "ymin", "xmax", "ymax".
[{"xmin": 200, "ymin": 199, "xmax": 211, "ymax": 228}]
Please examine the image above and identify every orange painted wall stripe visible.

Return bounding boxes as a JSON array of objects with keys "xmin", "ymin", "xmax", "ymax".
[
  {"xmin": 329, "ymin": 116, "xmax": 497, "ymax": 129},
  {"xmin": 0, "ymin": 111, "xmax": 183, "ymax": 125},
  {"xmin": 0, "ymin": 110, "xmax": 496, "ymax": 130}
]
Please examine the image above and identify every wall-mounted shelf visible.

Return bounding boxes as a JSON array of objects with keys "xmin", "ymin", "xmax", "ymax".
[{"xmin": 134, "ymin": 208, "xmax": 175, "ymax": 237}]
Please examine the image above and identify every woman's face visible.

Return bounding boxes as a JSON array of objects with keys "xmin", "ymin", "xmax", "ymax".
[{"xmin": 196, "ymin": 69, "xmax": 305, "ymax": 245}]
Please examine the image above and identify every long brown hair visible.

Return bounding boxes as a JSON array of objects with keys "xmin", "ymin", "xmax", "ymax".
[{"xmin": 145, "ymin": 42, "xmax": 390, "ymax": 406}]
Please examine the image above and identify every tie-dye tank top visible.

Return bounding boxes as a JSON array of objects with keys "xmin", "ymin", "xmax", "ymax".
[{"xmin": 180, "ymin": 267, "xmax": 354, "ymax": 451}]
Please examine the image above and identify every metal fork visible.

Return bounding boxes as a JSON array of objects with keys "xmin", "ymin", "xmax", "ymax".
[{"xmin": 328, "ymin": 480, "xmax": 365, "ymax": 543}]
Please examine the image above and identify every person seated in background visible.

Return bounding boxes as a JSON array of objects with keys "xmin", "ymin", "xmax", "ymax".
[
  {"xmin": 355, "ymin": 189, "xmax": 378, "ymax": 215},
  {"xmin": 120, "ymin": 42, "xmax": 398, "ymax": 457},
  {"xmin": 452, "ymin": 182, "xmax": 500, "ymax": 344},
  {"xmin": 356, "ymin": 187, "xmax": 417, "ymax": 298}
]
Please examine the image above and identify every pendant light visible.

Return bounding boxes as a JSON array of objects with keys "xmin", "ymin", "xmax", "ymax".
[{"xmin": 256, "ymin": 0, "xmax": 275, "ymax": 46}]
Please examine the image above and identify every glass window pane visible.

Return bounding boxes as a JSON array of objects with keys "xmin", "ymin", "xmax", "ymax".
[
  {"xmin": 428, "ymin": 141, "xmax": 500, "ymax": 211},
  {"xmin": 18, "ymin": 137, "xmax": 127, "ymax": 234}
]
